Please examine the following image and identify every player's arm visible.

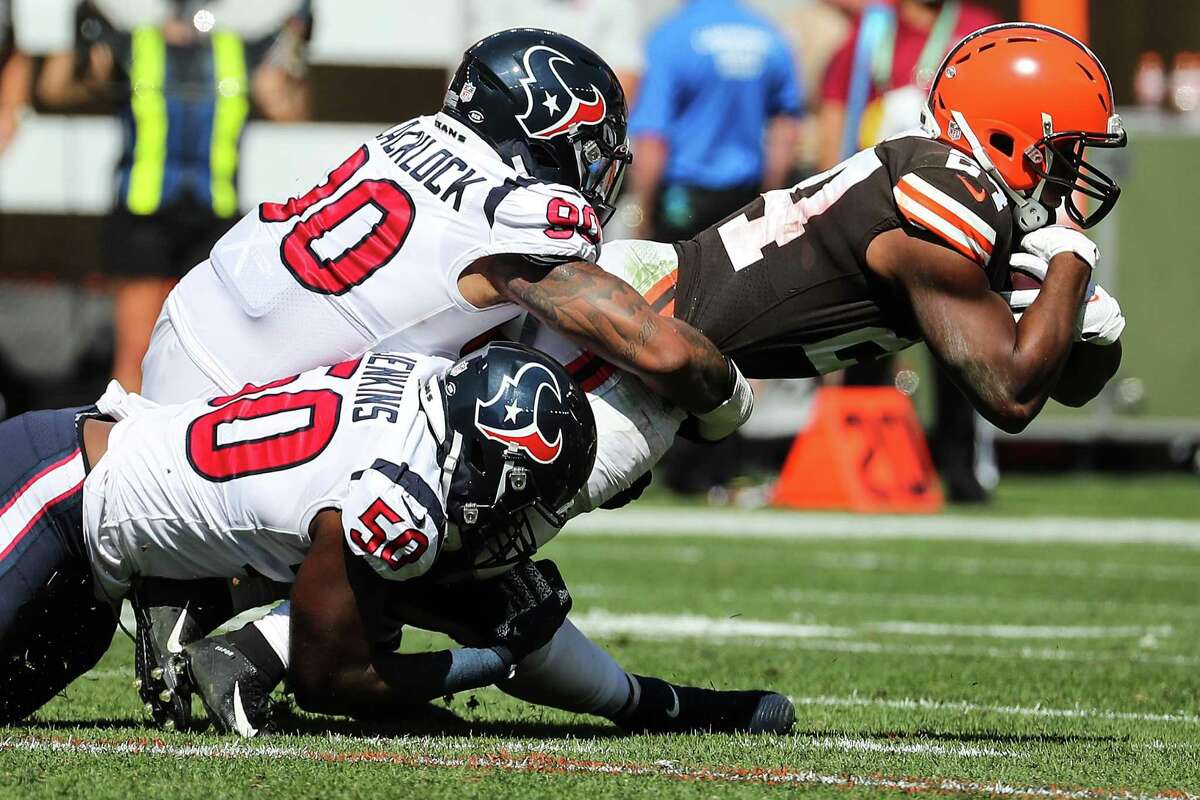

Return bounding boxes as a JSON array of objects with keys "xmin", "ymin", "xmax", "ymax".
[
  {"xmin": 290, "ymin": 512, "xmax": 569, "ymax": 718},
  {"xmin": 478, "ymin": 254, "xmax": 741, "ymax": 418},
  {"xmin": 869, "ymin": 227, "xmax": 1090, "ymax": 433}
]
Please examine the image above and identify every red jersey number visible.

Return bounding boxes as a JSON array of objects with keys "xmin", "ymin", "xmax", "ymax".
[
  {"xmin": 187, "ymin": 382, "xmax": 342, "ymax": 482},
  {"xmin": 348, "ymin": 497, "xmax": 430, "ymax": 571},
  {"xmin": 260, "ymin": 147, "xmax": 417, "ymax": 296},
  {"xmin": 545, "ymin": 197, "xmax": 600, "ymax": 245}
]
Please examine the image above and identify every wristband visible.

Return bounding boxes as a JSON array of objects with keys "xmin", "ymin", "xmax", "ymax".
[{"xmin": 692, "ymin": 359, "xmax": 754, "ymax": 442}]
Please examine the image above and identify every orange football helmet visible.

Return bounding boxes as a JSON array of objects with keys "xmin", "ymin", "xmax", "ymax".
[{"xmin": 922, "ymin": 23, "xmax": 1126, "ymax": 231}]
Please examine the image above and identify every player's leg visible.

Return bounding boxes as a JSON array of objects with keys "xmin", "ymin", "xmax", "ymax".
[
  {"xmin": 0, "ymin": 407, "xmax": 115, "ymax": 721},
  {"xmin": 133, "ymin": 279, "xmax": 257, "ymax": 728},
  {"xmin": 139, "ymin": 307, "xmax": 227, "ymax": 405},
  {"xmin": 497, "ymin": 619, "xmax": 794, "ymax": 734}
]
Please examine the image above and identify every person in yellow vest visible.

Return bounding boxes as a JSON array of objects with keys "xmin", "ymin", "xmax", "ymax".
[
  {"xmin": 0, "ymin": 0, "xmax": 31, "ymax": 155},
  {"xmin": 38, "ymin": 0, "xmax": 311, "ymax": 391}
]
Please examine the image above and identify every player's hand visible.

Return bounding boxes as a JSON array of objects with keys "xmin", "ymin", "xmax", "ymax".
[
  {"xmin": 679, "ymin": 358, "xmax": 754, "ymax": 442},
  {"xmin": 481, "ymin": 559, "xmax": 572, "ymax": 661},
  {"xmin": 1004, "ymin": 254, "xmax": 1125, "ymax": 345},
  {"xmin": 1019, "ymin": 225, "xmax": 1100, "ymax": 270}
]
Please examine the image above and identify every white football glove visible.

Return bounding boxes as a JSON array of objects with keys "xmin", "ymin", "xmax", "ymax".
[
  {"xmin": 1002, "ymin": 254, "xmax": 1126, "ymax": 345},
  {"xmin": 1019, "ymin": 225, "xmax": 1100, "ymax": 270}
]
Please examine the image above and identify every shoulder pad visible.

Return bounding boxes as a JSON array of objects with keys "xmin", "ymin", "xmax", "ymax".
[
  {"xmin": 893, "ymin": 159, "xmax": 1010, "ymax": 267},
  {"xmin": 342, "ymin": 459, "xmax": 445, "ymax": 581}
]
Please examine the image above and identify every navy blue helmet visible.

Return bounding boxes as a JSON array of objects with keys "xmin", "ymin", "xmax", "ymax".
[
  {"xmin": 443, "ymin": 28, "xmax": 631, "ymax": 226},
  {"xmin": 440, "ymin": 341, "xmax": 596, "ymax": 569}
]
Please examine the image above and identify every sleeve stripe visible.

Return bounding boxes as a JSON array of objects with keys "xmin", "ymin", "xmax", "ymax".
[
  {"xmin": 894, "ymin": 185, "xmax": 988, "ymax": 264},
  {"xmin": 899, "ymin": 173, "xmax": 997, "ymax": 246}
]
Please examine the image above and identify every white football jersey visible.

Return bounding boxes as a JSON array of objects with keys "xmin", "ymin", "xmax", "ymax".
[
  {"xmin": 82, "ymin": 351, "xmax": 456, "ymax": 602},
  {"xmin": 165, "ymin": 112, "xmax": 602, "ymax": 391}
]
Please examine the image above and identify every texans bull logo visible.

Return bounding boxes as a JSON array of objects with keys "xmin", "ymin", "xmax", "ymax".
[
  {"xmin": 474, "ymin": 362, "xmax": 565, "ymax": 464},
  {"xmin": 516, "ymin": 45, "xmax": 607, "ymax": 140}
]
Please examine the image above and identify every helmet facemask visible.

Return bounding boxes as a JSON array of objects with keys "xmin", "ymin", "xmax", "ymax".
[
  {"xmin": 1024, "ymin": 119, "xmax": 1126, "ymax": 229},
  {"xmin": 570, "ymin": 120, "xmax": 631, "ymax": 226},
  {"xmin": 450, "ymin": 440, "xmax": 566, "ymax": 570}
]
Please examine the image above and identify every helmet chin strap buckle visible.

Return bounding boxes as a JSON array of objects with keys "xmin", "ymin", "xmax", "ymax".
[
  {"xmin": 462, "ymin": 504, "xmax": 481, "ymax": 526},
  {"xmin": 509, "ymin": 465, "xmax": 528, "ymax": 492}
]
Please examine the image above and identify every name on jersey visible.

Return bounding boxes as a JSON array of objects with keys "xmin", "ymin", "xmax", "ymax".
[
  {"xmin": 352, "ymin": 352, "xmax": 417, "ymax": 424},
  {"xmin": 376, "ymin": 121, "xmax": 487, "ymax": 211}
]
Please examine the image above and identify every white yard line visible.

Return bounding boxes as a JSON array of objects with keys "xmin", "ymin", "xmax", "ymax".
[
  {"xmin": 793, "ymin": 694, "xmax": 1200, "ymax": 726},
  {"xmin": 806, "ymin": 735, "xmax": 1015, "ymax": 758},
  {"xmin": 567, "ymin": 508, "xmax": 1200, "ymax": 547},
  {"xmin": 572, "ymin": 610, "xmax": 1173, "ymax": 642},
  {"xmin": 862, "ymin": 622, "xmax": 1174, "ymax": 640},
  {"xmin": 1, "ymin": 737, "xmax": 1193, "ymax": 800}
]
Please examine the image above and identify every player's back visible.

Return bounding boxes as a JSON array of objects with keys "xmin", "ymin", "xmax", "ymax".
[
  {"xmin": 83, "ymin": 351, "xmax": 448, "ymax": 601},
  {"xmin": 675, "ymin": 133, "xmax": 1015, "ymax": 377},
  {"xmin": 165, "ymin": 112, "xmax": 602, "ymax": 390}
]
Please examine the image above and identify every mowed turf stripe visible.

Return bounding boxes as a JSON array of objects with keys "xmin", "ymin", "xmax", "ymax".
[
  {"xmin": 568, "ymin": 509, "xmax": 1200, "ymax": 546},
  {"xmin": 571, "ymin": 611, "xmax": 1200, "ymax": 666},
  {"xmin": 794, "ymin": 694, "xmax": 1200, "ymax": 726},
  {"xmin": 3, "ymin": 737, "xmax": 1194, "ymax": 800}
]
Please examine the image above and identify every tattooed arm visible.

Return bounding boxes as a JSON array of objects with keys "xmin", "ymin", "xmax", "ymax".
[{"xmin": 476, "ymin": 255, "xmax": 734, "ymax": 414}]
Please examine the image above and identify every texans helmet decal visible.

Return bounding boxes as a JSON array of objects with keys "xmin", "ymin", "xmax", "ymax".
[
  {"xmin": 474, "ymin": 362, "xmax": 565, "ymax": 464},
  {"xmin": 516, "ymin": 45, "xmax": 607, "ymax": 141}
]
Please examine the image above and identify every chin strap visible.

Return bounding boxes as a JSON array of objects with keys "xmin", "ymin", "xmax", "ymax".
[{"xmin": 950, "ymin": 110, "xmax": 1051, "ymax": 233}]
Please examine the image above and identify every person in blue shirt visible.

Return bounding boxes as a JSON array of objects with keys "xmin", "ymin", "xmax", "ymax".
[{"xmin": 628, "ymin": 0, "xmax": 804, "ymax": 242}]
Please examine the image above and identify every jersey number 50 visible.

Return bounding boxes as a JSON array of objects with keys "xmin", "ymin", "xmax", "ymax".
[
  {"xmin": 260, "ymin": 147, "xmax": 417, "ymax": 296},
  {"xmin": 187, "ymin": 377, "xmax": 345, "ymax": 482}
]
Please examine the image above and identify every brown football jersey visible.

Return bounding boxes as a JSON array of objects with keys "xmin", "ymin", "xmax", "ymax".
[{"xmin": 672, "ymin": 134, "xmax": 1014, "ymax": 378}]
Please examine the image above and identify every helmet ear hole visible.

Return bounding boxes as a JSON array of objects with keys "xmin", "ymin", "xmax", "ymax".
[{"xmin": 989, "ymin": 132, "xmax": 1015, "ymax": 158}]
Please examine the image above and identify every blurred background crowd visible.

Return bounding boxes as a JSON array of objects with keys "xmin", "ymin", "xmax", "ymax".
[{"xmin": 0, "ymin": 0, "xmax": 1197, "ymax": 507}]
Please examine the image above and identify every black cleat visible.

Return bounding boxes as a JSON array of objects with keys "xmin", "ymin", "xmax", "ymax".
[
  {"xmin": 131, "ymin": 593, "xmax": 201, "ymax": 731},
  {"xmin": 616, "ymin": 675, "xmax": 795, "ymax": 734},
  {"xmin": 183, "ymin": 633, "xmax": 276, "ymax": 737}
]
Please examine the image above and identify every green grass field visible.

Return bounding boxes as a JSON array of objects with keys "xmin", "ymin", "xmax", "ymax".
[{"xmin": 3, "ymin": 476, "xmax": 1199, "ymax": 798}]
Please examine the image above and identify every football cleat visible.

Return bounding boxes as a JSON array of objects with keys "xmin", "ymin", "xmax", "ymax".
[
  {"xmin": 183, "ymin": 634, "xmax": 275, "ymax": 737},
  {"xmin": 615, "ymin": 675, "xmax": 795, "ymax": 735},
  {"xmin": 131, "ymin": 591, "xmax": 202, "ymax": 731}
]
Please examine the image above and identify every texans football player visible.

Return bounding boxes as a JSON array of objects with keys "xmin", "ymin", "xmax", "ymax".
[
  {"xmin": 129, "ymin": 28, "xmax": 781, "ymax": 737},
  {"xmin": 0, "ymin": 343, "xmax": 607, "ymax": 726},
  {"xmin": 140, "ymin": 24, "xmax": 1126, "ymax": 737}
]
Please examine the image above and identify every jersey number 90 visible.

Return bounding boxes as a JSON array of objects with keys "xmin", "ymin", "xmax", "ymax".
[{"xmin": 260, "ymin": 147, "xmax": 417, "ymax": 296}]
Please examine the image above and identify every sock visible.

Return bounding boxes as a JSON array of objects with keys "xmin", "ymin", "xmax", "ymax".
[
  {"xmin": 249, "ymin": 601, "xmax": 291, "ymax": 670},
  {"xmin": 225, "ymin": 622, "xmax": 286, "ymax": 684},
  {"xmin": 496, "ymin": 618, "xmax": 635, "ymax": 717}
]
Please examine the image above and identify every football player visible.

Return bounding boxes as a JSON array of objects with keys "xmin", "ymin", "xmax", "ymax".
[
  {"xmin": 0, "ymin": 342, "xmax": 600, "ymax": 726},
  {"xmin": 131, "ymin": 28, "xmax": 773, "ymax": 737},
  {"xmin": 148, "ymin": 24, "xmax": 1128, "ymax": 736}
]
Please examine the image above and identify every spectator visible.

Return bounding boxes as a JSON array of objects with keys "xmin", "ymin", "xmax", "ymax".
[
  {"xmin": 37, "ymin": 0, "xmax": 312, "ymax": 392},
  {"xmin": 627, "ymin": 0, "xmax": 804, "ymax": 243},
  {"xmin": 818, "ymin": 0, "xmax": 1002, "ymax": 502},
  {"xmin": 0, "ymin": 0, "xmax": 29, "ymax": 154},
  {"xmin": 625, "ymin": 0, "xmax": 803, "ymax": 496},
  {"xmin": 818, "ymin": 0, "xmax": 998, "ymax": 169},
  {"xmin": 459, "ymin": 0, "xmax": 643, "ymax": 100}
]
